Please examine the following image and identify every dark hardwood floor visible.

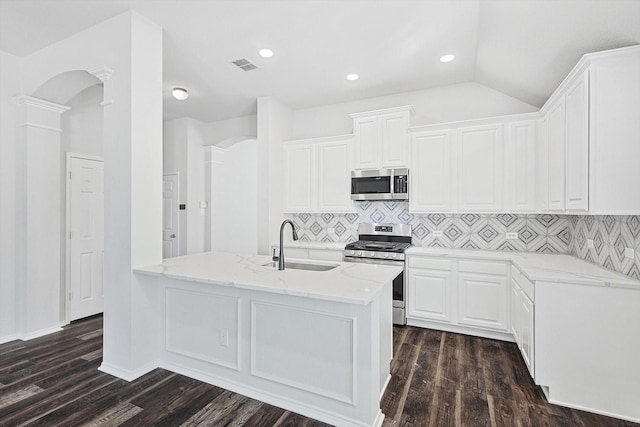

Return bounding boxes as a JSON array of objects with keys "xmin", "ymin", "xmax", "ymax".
[{"xmin": 0, "ymin": 315, "xmax": 635, "ymax": 426}]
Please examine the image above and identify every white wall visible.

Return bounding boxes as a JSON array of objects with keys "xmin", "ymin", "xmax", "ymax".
[
  {"xmin": 186, "ymin": 118, "xmax": 205, "ymax": 254},
  {"xmin": 163, "ymin": 117, "xmax": 207, "ymax": 255},
  {"xmin": 257, "ymin": 97, "xmax": 292, "ymax": 255},
  {"xmin": 16, "ymin": 11, "xmax": 163, "ymax": 375},
  {"xmin": 61, "ymin": 85, "xmax": 104, "ymax": 156},
  {"xmin": 59, "ymin": 84, "xmax": 104, "ymax": 322},
  {"xmin": 291, "ymin": 81, "xmax": 538, "ymax": 139},
  {"xmin": 0, "ymin": 51, "xmax": 21, "ymax": 342},
  {"xmin": 163, "ymin": 118, "xmax": 188, "ymax": 256},
  {"xmin": 205, "ymin": 115, "xmax": 257, "ymax": 147},
  {"xmin": 207, "ymin": 140, "xmax": 258, "ymax": 256}
]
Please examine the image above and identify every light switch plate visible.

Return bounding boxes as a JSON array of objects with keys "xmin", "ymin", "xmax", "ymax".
[
  {"xmin": 587, "ymin": 239, "xmax": 594, "ymax": 249},
  {"xmin": 625, "ymin": 248, "xmax": 635, "ymax": 259},
  {"xmin": 506, "ymin": 232, "xmax": 518, "ymax": 240}
]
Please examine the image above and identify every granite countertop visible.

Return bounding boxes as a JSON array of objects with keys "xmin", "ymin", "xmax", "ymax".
[
  {"xmin": 405, "ymin": 246, "xmax": 640, "ymax": 289},
  {"xmin": 134, "ymin": 251, "xmax": 402, "ymax": 305}
]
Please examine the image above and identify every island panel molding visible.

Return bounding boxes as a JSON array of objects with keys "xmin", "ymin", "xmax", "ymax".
[
  {"xmin": 250, "ymin": 301, "xmax": 357, "ymax": 404},
  {"xmin": 165, "ymin": 288, "xmax": 241, "ymax": 371}
]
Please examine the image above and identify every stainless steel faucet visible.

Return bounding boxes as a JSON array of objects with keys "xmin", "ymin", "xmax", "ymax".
[{"xmin": 278, "ymin": 219, "xmax": 299, "ymax": 270}]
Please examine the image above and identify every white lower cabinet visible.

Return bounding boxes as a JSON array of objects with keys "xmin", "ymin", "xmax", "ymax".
[
  {"xmin": 406, "ymin": 255, "xmax": 510, "ymax": 338},
  {"xmin": 510, "ymin": 265, "xmax": 535, "ymax": 378},
  {"xmin": 457, "ymin": 272, "xmax": 508, "ymax": 331},
  {"xmin": 407, "ymin": 259, "xmax": 454, "ymax": 323}
]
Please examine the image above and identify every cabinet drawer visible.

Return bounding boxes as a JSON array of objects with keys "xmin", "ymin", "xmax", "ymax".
[
  {"xmin": 408, "ymin": 257, "xmax": 452, "ymax": 271},
  {"xmin": 458, "ymin": 260, "xmax": 508, "ymax": 276}
]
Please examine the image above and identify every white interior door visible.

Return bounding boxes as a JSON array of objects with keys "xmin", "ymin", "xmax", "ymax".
[
  {"xmin": 163, "ymin": 173, "xmax": 179, "ymax": 258},
  {"xmin": 68, "ymin": 156, "xmax": 104, "ymax": 321}
]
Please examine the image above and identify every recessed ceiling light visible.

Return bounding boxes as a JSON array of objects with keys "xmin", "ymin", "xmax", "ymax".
[
  {"xmin": 440, "ymin": 54, "xmax": 455, "ymax": 63},
  {"xmin": 259, "ymin": 48, "xmax": 274, "ymax": 58},
  {"xmin": 346, "ymin": 73, "xmax": 359, "ymax": 81},
  {"xmin": 172, "ymin": 87, "xmax": 189, "ymax": 100}
]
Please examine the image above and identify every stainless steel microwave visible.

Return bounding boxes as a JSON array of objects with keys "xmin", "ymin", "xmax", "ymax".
[{"xmin": 351, "ymin": 168, "xmax": 409, "ymax": 201}]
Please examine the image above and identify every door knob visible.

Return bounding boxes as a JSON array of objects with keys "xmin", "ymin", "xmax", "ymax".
[{"xmin": 170, "ymin": 234, "xmax": 176, "ymax": 238}]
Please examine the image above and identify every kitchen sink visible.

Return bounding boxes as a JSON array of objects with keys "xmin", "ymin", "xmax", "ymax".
[{"xmin": 262, "ymin": 261, "xmax": 338, "ymax": 271}]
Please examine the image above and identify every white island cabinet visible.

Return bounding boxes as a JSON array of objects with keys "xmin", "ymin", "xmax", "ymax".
[{"xmin": 132, "ymin": 251, "xmax": 401, "ymax": 427}]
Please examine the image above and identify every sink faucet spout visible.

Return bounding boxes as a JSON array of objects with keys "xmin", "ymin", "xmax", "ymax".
[{"xmin": 279, "ymin": 220, "xmax": 299, "ymax": 270}]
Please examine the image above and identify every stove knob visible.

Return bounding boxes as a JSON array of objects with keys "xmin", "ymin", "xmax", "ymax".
[
  {"xmin": 347, "ymin": 250, "xmax": 355, "ymax": 256},
  {"xmin": 384, "ymin": 253, "xmax": 390, "ymax": 258},
  {"xmin": 368, "ymin": 251, "xmax": 375, "ymax": 257},
  {"xmin": 356, "ymin": 251, "xmax": 363, "ymax": 257},
  {"xmin": 390, "ymin": 253, "xmax": 397, "ymax": 259}
]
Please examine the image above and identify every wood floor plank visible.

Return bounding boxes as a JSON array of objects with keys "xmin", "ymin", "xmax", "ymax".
[
  {"xmin": 0, "ymin": 317, "xmax": 633, "ymax": 427},
  {"xmin": 396, "ymin": 330, "xmax": 440, "ymax": 427},
  {"xmin": 380, "ymin": 333, "xmax": 420, "ymax": 421},
  {"xmin": 78, "ymin": 402, "xmax": 143, "ymax": 427},
  {"xmin": 27, "ymin": 369, "xmax": 175, "ymax": 427},
  {"xmin": 0, "ymin": 384, "xmax": 44, "ymax": 410},
  {"xmin": 241, "ymin": 403, "xmax": 288, "ymax": 427}
]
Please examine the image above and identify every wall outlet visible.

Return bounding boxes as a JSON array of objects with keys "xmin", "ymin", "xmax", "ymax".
[
  {"xmin": 433, "ymin": 230, "xmax": 443, "ymax": 237},
  {"xmin": 506, "ymin": 232, "xmax": 518, "ymax": 240},
  {"xmin": 219, "ymin": 329, "xmax": 229, "ymax": 347},
  {"xmin": 625, "ymin": 248, "xmax": 635, "ymax": 259},
  {"xmin": 587, "ymin": 239, "xmax": 594, "ymax": 249}
]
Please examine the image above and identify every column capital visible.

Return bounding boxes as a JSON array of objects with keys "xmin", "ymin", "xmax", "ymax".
[
  {"xmin": 14, "ymin": 95, "xmax": 70, "ymax": 114},
  {"xmin": 87, "ymin": 65, "xmax": 114, "ymax": 82}
]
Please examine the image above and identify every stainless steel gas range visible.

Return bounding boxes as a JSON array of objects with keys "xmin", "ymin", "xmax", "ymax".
[{"xmin": 343, "ymin": 223, "xmax": 411, "ymax": 325}]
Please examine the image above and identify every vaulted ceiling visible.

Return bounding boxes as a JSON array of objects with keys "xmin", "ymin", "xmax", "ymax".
[{"xmin": 1, "ymin": 0, "xmax": 639, "ymax": 123}]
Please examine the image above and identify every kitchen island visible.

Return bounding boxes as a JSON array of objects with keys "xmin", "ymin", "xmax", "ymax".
[{"xmin": 130, "ymin": 251, "xmax": 402, "ymax": 427}]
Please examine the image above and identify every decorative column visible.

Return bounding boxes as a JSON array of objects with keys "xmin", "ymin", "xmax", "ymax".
[{"xmin": 14, "ymin": 95, "xmax": 70, "ymax": 339}]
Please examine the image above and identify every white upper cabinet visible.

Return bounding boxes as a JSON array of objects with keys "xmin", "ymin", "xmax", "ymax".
[
  {"xmin": 409, "ymin": 129, "xmax": 453, "ymax": 212},
  {"xmin": 587, "ymin": 47, "xmax": 640, "ymax": 213},
  {"xmin": 409, "ymin": 114, "xmax": 537, "ymax": 214},
  {"xmin": 317, "ymin": 139, "xmax": 353, "ymax": 212},
  {"xmin": 283, "ymin": 142, "xmax": 316, "ymax": 212},
  {"xmin": 540, "ymin": 45, "xmax": 640, "ymax": 214},
  {"xmin": 564, "ymin": 69, "xmax": 589, "ymax": 211},
  {"xmin": 546, "ymin": 98, "xmax": 566, "ymax": 212},
  {"xmin": 283, "ymin": 135, "xmax": 354, "ymax": 213},
  {"xmin": 505, "ymin": 120, "xmax": 537, "ymax": 212},
  {"xmin": 350, "ymin": 106, "xmax": 413, "ymax": 169},
  {"xmin": 456, "ymin": 124, "xmax": 504, "ymax": 212}
]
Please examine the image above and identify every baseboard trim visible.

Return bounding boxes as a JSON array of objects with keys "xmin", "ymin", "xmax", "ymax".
[
  {"xmin": 20, "ymin": 326, "xmax": 64, "ymax": 341},
  {"xmin": 99, "ymin": 361, "xmax": 158, "ymax": 382},
  {"xmin": 0, "ymin": 333, "xmax": 20, "ymax": 345},
  {"xmin": 547, "ymin": 396, "xmax": 640, "ymax": 424},
  {"xmin": 406, "ymin": 318, "xmax": 515, "ymax": 342}
]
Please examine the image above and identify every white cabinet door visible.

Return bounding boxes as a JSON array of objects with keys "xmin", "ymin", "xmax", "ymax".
[
  {"xmin": 520, "ymin": 292, "xmax": 535, "ymax": 377},
  {"xmin": 380, "ymin": 111, "xmax": 409, "ymax": 168},
  {"xmin": 407, "ymin": 268, "xmax": 454, "ymax": 323},
  {"xmin": 536, "ymin": 116, "xmax": 549, "ymax": 212},
  {"xmin": 510, "ymin": 278, "xmax": 521, "ymax": 342},
  {"xmin": 283, "ymin": 143, "xmax": 316, "ymax": 212},
  {"xmin": 565, "ymin": 69, "xmax": 590, "ymax": 211},
  {"xmin": 317, "ymin": 138, "xmax": 353, "ymax": 212},
  {"xmin": 409, "ymin": 129, "xmax": 453, "ymax": 212},
  {"xmin": 353, "ymin": 116, "xmax": 379, "ymax": 169},
  {"xmin": 547, "ymin": 98, "xmax": 566, "ymax": 212},
  {"xmin": 505, "ymin": 120, "xmax": 537, "ymax": 212},
  {"xmin": 457, "ymin": 272, "xmax": 509, "ymax": 332},
  {"xmin": 456, "ymin": 124, "xmax": 504, "ymax": 212}
]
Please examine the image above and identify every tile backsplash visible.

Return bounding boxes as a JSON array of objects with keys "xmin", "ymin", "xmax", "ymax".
[
  {"xmin": 568, "ymin": 215, "xmax": 640, "ymax": 280},
  {"xmin": 290, "ymin": 202, "xmax": 640, "ymax": 280}
]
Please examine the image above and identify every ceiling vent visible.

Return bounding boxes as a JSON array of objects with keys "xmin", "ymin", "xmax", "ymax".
[{"xmin": 232, "ymin": 58, "xmax": 258, "ymax": 71}]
